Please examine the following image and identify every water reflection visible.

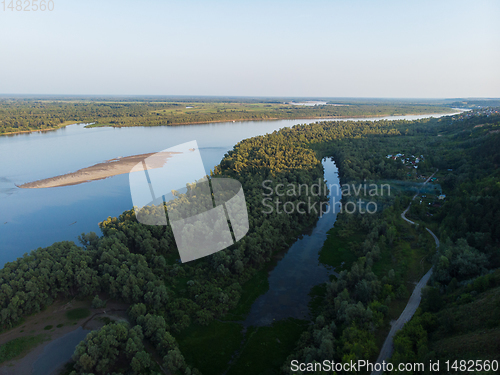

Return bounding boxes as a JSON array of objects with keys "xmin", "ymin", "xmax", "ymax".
[
  {"xmin": 243, "ymin": 159, "xmax": 340, "ymax": 326},
  {"xmin": 32, "ymin": 327, "xmax": 89, "ymax": 375}
]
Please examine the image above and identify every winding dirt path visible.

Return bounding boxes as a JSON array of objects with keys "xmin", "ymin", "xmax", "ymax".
[{"xmin": 372, "ymin": 170, "xmax": 440, "ymax": 375}]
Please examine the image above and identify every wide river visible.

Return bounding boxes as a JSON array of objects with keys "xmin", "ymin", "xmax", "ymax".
[{"xmin": 0, "ymin": 113, "xmax": 452, "ymax": 266}]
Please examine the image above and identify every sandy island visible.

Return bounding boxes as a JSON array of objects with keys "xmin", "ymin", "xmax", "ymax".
[{"xmin": 18, "ymin": 151, "xmax": 180, "ymax": 189}]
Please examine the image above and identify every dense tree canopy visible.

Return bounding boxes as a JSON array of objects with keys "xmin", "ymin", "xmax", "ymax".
[{"xmin": 0, "ymin": 107, "xmax": 498, "ymax": 373}]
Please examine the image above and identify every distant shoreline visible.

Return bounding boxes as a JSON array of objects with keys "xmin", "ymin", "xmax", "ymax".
[
  {"xmin": 18, "ymin": 151, "xmax": 179, "ymax": 189},
  {"xmin": 0, "ymin": 121, "xmax": 91, "ymax": 137},
  {"xmin": 84, "ymin": 110, "xmax": 458, "ymax": 128},
  {"xmin": 1, "ymin": 109, "xmax": 457, "ymax": 136}
]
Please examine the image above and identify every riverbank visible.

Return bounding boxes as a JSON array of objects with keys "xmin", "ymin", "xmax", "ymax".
[
  {"xmin": 0, "ymin": 121, "xmax": 91, "ymax": 137},
  {"xmin": 0, "ymin": 299, "xmax": 128, "ymax": 375},
  {"xmin": 85, "ymin": 110, "xmax": 458, "ymax": 129},
  {"xmin": 18, "ymin": 151, "xmax": 179, "ymax": 189},
  {"xmin": 1, "ymin": 105, "xmax": 458, "ymax": 136}
]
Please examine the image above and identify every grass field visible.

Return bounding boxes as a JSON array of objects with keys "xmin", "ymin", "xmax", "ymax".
[
  {"xmin": 430, "ymin": 276, "xmax": 500, "ymax": 360},
  {"xmin": 65, "ymin": 308, "xmax": 91, "ymax": 320},
  {"xmin": 308, "ymin": 283, "xmax": 327, "ymax": 318},
  {"xmin": 0, "ymin": 334, "xmax": 49, "ymax": 364},
  {"xmin": 226, "ymin": 319, "xmax": 308, "ymax": 375},
  {"xmin": 175, "ymin": 320, "xmax": 244, "ymax": 375},
  {"xmin": 222, "ymin": 268, "xmax": 270, "ymax": 321},
  {"xmin": 319, "ymin": 224, "xmax": 361, "ymax": 271}
]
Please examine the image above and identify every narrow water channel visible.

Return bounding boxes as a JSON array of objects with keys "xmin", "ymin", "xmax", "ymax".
[
  {"xmin": 243, "ymin": 158, "xmax": 341, "ymax": 326},
  {"xmin": 32, "ymin": 327, "xmax": 89, "ymax": 375}
]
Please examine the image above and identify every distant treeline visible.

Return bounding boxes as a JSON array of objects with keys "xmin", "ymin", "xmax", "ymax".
[
  {"xmin": 0, "ymin": 98, "xmax": 454, "ymax": 134},
  {"xmin": 450, "ymin": 99, "xmax": 500, "ymax": 108}
]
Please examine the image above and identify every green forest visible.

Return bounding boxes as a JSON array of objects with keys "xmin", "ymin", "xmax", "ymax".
[
  {"xmin": 0, "ymin": 107, "xmax": 499, "ymax": 374},
  {"xmin": 0, "ymin": 98, "xmax": 454, "ymax": 135}
]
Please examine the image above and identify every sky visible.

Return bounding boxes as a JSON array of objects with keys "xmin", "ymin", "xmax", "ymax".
[{"xmin": 0, "ymin": 0, "xmax": 499, "ymax": 98}]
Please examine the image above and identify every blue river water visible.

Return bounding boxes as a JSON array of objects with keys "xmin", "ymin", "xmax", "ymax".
[
  {"xmin": 32, "ymin": 327, "xmax": 90, "ymax": 375},
  {"xmin": 0, "ymin": 113, "xmax": 451, "ymax": 266},
  {"xmin": 244, "ymin": 158, "xmax": 340, "ymax": 326}
]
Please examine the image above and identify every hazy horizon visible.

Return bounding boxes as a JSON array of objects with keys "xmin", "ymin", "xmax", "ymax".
[
  {"xmin": 1, "ymin": 0, "xmax": 499, "ymax": 97},
  {"xmin": 0, "ymin": 94, "xmax": 499, "ymax": 100}
]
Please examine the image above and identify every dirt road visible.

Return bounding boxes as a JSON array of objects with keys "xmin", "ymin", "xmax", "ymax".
[{"xmin": 372, "ymin": 171, "xmax": 440, "ymax": 375}]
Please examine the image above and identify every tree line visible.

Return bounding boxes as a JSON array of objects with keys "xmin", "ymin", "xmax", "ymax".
[{"xmin": 0, "ymin": 98, "xmax": 453, "ymax": 134}]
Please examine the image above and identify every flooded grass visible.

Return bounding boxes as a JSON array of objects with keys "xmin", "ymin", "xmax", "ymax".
[
  {"xmin": 0, "ymin": 334, "xmax": 49, "ymax": 364},
  {"xmin": 65, "ymin": 308, "xmax": 90, "ymax": 320},
  {"xmin": 226, "ymin": 319, "xmax": 308, "ymax": 375},
  {"xmin": 176, "ymin": 320, "xmax": 243, "ymax": 375}
]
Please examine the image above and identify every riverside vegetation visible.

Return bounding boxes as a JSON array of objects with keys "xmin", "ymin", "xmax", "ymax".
[
  {"xmin": 0, "ymin": 108, "xmax": 498, "ymax": 374},
  {"xmin": 0, "ymin": 98, "xmax": 455, "ymax": 135}
]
